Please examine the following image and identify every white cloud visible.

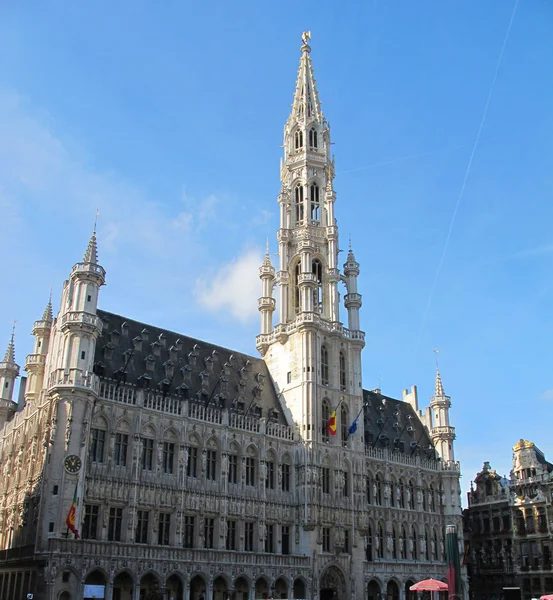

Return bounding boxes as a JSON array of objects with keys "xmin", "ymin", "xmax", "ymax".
[
  {"xmin": 195, "ymin": 248, "xmax": 262, "ymax": 322},
  {"xmin": 539, "ymin": 388, "xmax": 553, "ymax": 401}
]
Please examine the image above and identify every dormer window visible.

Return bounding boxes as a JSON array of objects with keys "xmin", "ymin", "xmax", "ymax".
[
  {"xmin": 151, "ymin": 341, "xmax": 162, "ymax": 358},
  {"xmin": 309, "ymin": 128, "xmax": 318, "ymax": 149},
  {"xmin": 141, "ymin": 328, "xmax": 150, "ymax": 342},
  {"xmin": 294, "ymin": 130, "xmax": 303, "ymax": 150},
  {"xmin": 145, "ymin": 355, "xmax": 156, "ymax": 372}
]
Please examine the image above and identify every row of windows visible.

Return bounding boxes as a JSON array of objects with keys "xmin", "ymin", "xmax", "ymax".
[
  {"xmin": 320, "ymin": 345, "xmax": 347, "ymax": 390},
  {"xmin": 81, "ymin": 505, "xmax": 292, "ymax": 553},
  {"xmin": 293, "ymin": 128, "xmax": 318, "ymax": 151},
  {"xmin": 293, "ymin": 183, "xmax": 322, "ymax": 224},
  {"xmin": 366, "ymin": 476, "xmax": 441, "ymax": 511},
  {"xmin": 366, "ymin": 524, "xmax": 444, "ymax": 562}
]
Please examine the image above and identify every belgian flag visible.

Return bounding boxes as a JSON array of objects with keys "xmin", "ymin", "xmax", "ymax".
[{"xmin": 65, "ymin": 484, "xmax": 80, "ymax": 538}]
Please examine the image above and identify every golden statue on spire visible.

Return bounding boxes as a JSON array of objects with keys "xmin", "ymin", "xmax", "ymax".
[{"xmin": 302, "ymin": 31, "xmax": 311, "ymax": 46}]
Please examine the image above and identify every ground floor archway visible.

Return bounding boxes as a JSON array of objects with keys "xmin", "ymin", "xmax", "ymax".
[
  {"xmin": 405, "ymin": 580, "xmax": 416, "ymax": 600},
  {"xmin": 234, "ymin": 576, "xmax": 249, "ymax": 600},
  {"xmin": 293, "ymin": 578, "xmax": 306, "ymax": 599},
  {"xmin": 190, "ymin": 575, "xmax": 207, "ymax": 600},
  {"xmin": 84, "ymin": 569, "xmax": 108, "ymax": 600},
  {"xmin": 213, "ymin": 576, "xmax": 229, "ymax": 600},
  {"xmin": 320, "ymin": 565, "xmax": 346, "ymax": 600},
  {"xmin": 274, "ymin": 577, "xmax": 288, "ymax": 599},
  {"xmin": 113, "ymin": 571, "xmax": 133, "ymax": 600},
  {"xmin": 255, "ymin": 576, "xmax": 269, "ymax": 598},
  {"xmin": 386, "ymin": 580, "xmax": 399, "ymax": 600},
  {"xmin": 166, "ymin": 574, "xmax": 184, "ymax": 600},
  {"xmin": 367, "ymin": 580, "xmax": 381, "ymax": 600},
  {"xmin": 140, "ymin": 572, "xmax": 162, "ymax": 600}
]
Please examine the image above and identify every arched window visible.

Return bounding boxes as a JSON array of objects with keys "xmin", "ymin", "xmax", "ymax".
[
  {"xmin": 312, "ymin": 259, "xmax": 323, "ymax": 313},
  {"xmin": 408, "ymin": 481, "xmax": 415, "ymax": 509},
  {"xmin": 425, "ymin": 530, "xmax": 430, "ymax": 560},
  {"xmin": 294, "ymin": 130, "xmax": 303, "ymax": 150},
  {"xmin": 294, "ymin": 185, "xmax": 304, "ymax": 223},
  {"xmin": 321, "ymin": 345, "xmax": 329, "ymax": 386},
  {"xmin": 422, "ymin": 485, "xmax": 427, "ymax": 510},
  {"xmin": 401, "ymin": 526, "xmax": 408, "ymax": 559},
  {"xmin": 340, "ymin": 404, "xmax": 349, "ymax": 447},
  {"xmin": 293, "ymin": 262, "xmax": 301, "ymax": 314},
  {"xmin": 366, "ymin": 476, "xmax": 372, "ymax": 504},
  {"xmin": 321, "ymin": 399, "xmax": 331, "ymax": 443},
  {"xmin": 430, "ymin": 485, "xmax": 435, "ymax": 511},
  {"xmin": 310, "ymin": 183, "xmax": 320, "ymax": 222},
  {"xmin": 399, "ymin": 480, "xmax": 405, "ymax": 508},
  {"xmin": 390, "ymin": 481, "xmax": 396, "ymax": 507},
  {"xmin": 339, "ymin": 351, "xmax": 347, "ymax": 391},
  {"xmin": 378, "ymin": 524, "xmax": 384, "ymax": 558},
  {"xmin": 366, "ymin": 524, "xmax": 373, "ymax": 561},
  {"xmin": 309, "ymin": 127, "xmax": 318, "ymax": 149}
]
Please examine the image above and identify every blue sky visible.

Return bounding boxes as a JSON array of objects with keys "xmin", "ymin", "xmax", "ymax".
[{"xmin": 1, "ymin": 1, "xmax": 552, "ymax": 503}]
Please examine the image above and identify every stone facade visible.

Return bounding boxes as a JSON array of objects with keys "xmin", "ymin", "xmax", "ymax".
[
  {"xmin": 464, "ymin": 441, "xmax": 553, "ymax": 600},
  {"xmin": 0, "ymin": 34, "xmax": 465, "ymax": 600}
]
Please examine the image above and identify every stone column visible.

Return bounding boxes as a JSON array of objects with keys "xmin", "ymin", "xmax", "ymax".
[
  {"xmin": 133, "ymin": 581, "xmax": 141, "ymax": 600},
  {"xmin": 105, "ymin": 581, "xmax": 114, "ymax": 600},
  {"xmin": 184, "ymin": 581, "xmax": 191, "ymax": 600}
]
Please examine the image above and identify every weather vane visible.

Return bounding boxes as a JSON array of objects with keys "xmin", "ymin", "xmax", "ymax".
[
  {"xmin": 302, "ymin": 31, "xmax": 311, "ymax": 46},
  {"xmin": 93, "ymin": 208, "xmax": 100, "ymax": 233},
  {"xmin": 434, "ymin": 347, "xmax": 439, "ymax": 370}
]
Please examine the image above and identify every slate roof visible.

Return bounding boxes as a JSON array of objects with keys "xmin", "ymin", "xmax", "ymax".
[
  {"xmin": 93, "ymin": 310, "xmax": 286, "ymax": 425},
  {"xmin": 362, "ymin": 389, "xmax": 438, "ymax": 460}
]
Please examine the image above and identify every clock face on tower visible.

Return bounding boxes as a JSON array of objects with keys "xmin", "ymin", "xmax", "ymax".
[{"xmin": 64, "ymin": 454, "xmax": 82, "ymax": 474}]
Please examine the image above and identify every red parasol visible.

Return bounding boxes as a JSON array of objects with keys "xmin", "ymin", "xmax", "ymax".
[
  {"xmin": 540, "ymin": 596, "xmax": 553, "ymax": 600},
  {"xmin": 410, "ymin": 579, "xmax": 449, "ymax": 592}
]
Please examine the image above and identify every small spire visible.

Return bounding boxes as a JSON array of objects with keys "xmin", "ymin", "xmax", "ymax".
[
  {"xmin": 434, "ymin": 348, "xmax": 445, "ymax": 397},
  {"xmin": 3, "ymin": 323, "xmax": 16, "ymax": 364},
  {"xmin": 83, "ymin": 231, "xmax": 99, "ymax": 264},
  {"xmin": 263, "ymin": 240, "xmax": 273, "ymax": 267},
  {"xmin": 41, "ymin": 292, "xmax": 53, "ymax": 323},
  {"xmin": 93, "ymin": 208, "xmax": 100, "ymax": 233}
]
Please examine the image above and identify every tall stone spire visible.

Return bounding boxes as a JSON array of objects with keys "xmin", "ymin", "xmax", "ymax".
[
  {"xmin": 0, "ymin": 324, "xmax": 20, "ymax": 411},
  {"xmin": 290, "ymin": 31, "xmax": 323, "ymax": 123}
]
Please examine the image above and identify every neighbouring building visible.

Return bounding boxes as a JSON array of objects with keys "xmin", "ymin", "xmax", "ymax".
[
  {"xmin": 464, "ymin": 440, "xmax": 553, "ymax": 600},
  {"xmin": 0, "ymin": 34, "xmax": 465, "ymax": 600}
]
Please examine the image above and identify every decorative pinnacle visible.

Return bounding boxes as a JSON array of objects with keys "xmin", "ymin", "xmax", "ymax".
[
  {"xmin": 262, "ymin": 240, "xmax": 273, "ymax": 268},
  {"xmin": 434, "ymin": 348, "xmax": 445, "ymax": 397},
  {"xmin": 3, "ymin": 323, "xmax": 16, "ymax": 364},
  {"xmin": 42, "ymin": 292, "xmax": 53, "ymax": 323},
  {"xmin": 83, "ymin": 231, "xmax": 99, "ymax": 264}
]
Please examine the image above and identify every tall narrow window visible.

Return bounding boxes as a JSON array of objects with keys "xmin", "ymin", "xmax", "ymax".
[
  {"xmin": 206, "ymin": 449, "xmax": 217, "ymax": 480},
  {"xmin": 339, "ymin": 352, "xmax": 347, "ymax": 391},
  {"xmin": 245, "ymin": 457, "xmax": 256, "ymax": 486},
  {"xmin": 322, "ymin": 467, "xmax": 331, "ymax": 494},
  {"xmin": 294, "ymin": 130, "xmax": 303, "ymax": 150},
  {"xmin": 321, "ymin": 399, "xmax": 330, "ymax": 443},
  {"xmin": 114, "ymin": 433, "xmax": 128, "ymax": 467},
  {"xmin": 375, "ymin": 475, "xmax": 382, "ymax": 505},
  {"xmin": 90, "ymin": 429, "xmax": 105, "ymax": 463},
  {"xmin": 309, "ymin": 128, "xmax": 318, "ymax": 149},
  {"xmin": 204, "ymin": 518, "xmax": 214, "ymax": 549},
  {"xmin": 187, "ymin": 447, "xmax": 198, "ymax": 478},
  {"xmin": 294, "ymin": 185, "xmax": 304, "ymax": 223},
  {"xmin": 282, "ymin": 462, "xmax": 291, "ymax": 492},
  {"xmin": 343, "ymin": 469, "xmax": 349, "ymax": 497},
  {"xmin": 321, "ymin": 345, "xmax": 329, "ymax": 386},
  {"xmin": 158, "ymin": 513, "xmax": 171, "ymax": 545},
  {"xmin": 341, "ymin": 404, "xmax": 349, "ymax": 447},
  {"xmin": 412, "ymin": 527, "xmax": 418, "ymax": 560},
  {"xmin": 141, "ymin": 438, "xmax": 154, "ymax": 471},
  {"xmin": 282, "ymin": 525, "xmax": 290, "ymax": 555},
  {"xmin": 82, "ymin": 505, "xmax": 99, "ymax": 539},
  {"xmin": 322, "ymin": 527, "xmax": 331, "ymax": 552},
  {"xmin": 310, "ymin": 183, "xmax": 320, "ymax": 222},
  {"xmin": 183, "ymin": 516, "xmax": 195, "ymax": 548},
  {"xmin": 245, "ymin": 522, "xmax": 254, "ymax": 551},
  {"xmin": 294, "ymin": 262, "xmax": 301, "ymax": 314},
  {"xmin": 265, "ymin": 524, "xmax": 275, "ymax": 553},
  {"xmin": 135, "ymin": 510, "xmax": 149, "ymax": 544},
  {"xmin": 366, "ymin": 525, "xmax": 373, "ymax": 561},
  {"xmin": 226, "ymin": 520, "xmax": 237, "ymax": 550},
  {"xmin": 108, "ymin": 507, "xmax": 123, "ymax": 542},
  {"xmin": 312, "ymin": 259, "xmax": 323, "ymax": 312},
  {"xmin": 228, "ymin": 453, "xmax": 238, "ymax": 484},
  {"xmin": 162, "ymin": 442, "xmax": 174, "ymax": 474}
]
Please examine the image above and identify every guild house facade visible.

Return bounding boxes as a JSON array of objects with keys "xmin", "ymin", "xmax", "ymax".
[
  {"xmin": 464, "ymin": 440, "xmax": 553, "ymax": 600},
  {"xmin": 0, "ymin": 34, "xmax": 465, "ymax": 600}
]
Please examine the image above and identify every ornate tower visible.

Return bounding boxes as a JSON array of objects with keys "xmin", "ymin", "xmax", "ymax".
[
  {"xmin": 256, "ymin": 33, "xmax": 365, "ymax": 445},
  {"xmin": 24, "ymin": 297, "xmax": 53, "ymax": 405},
  {"xmin": 429, "ymin": 364, "xmax": 462, "ymax": 518},
  {"xmin": 0, "ymin": 329, "xmax": 20, "ymax": 429}
]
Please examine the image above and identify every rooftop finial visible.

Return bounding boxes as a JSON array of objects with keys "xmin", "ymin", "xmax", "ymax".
[
  {"xmin": 266, "ymin": 237, "xmax": 270, "ymax": 256},
  {"xmin": 93, "ymin": 208, "xmax": 100, "ymax": 234},
  {"xmin": 301, "ymin": 31, "xmax": 311, "ymax": 49},
  {"xmin": 3, "ymin": 323, "xmax": 16, "ymax": 364},
  {"xmin": 434, "ymin": 347, "xmax": 439, "ymax": 370},
  {"xmin": 349, "ymin": 234, "xmax": 352, "ymax": 251}
]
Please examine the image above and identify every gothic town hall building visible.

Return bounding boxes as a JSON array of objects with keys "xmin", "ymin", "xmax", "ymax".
[{"xmin": 0, "ymin": 36, "xmax": 464, "ymax": 600}]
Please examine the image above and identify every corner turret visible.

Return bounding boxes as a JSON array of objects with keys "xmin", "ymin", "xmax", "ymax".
[{"xmin": 0, "ymin": 328, "xmax": 20, "ymax": 429}]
